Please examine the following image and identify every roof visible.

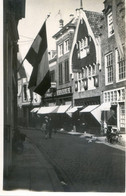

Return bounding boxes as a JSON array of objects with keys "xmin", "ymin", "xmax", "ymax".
[
  {"xmin": 53, "ymin": 18, "xmax": 77, "ymax": 39},
  {"xmin": 84, "ymin": 10, "xmax": 103, "ymax": 37},
  {"xmin": 53, "ymin": 9, "xmax": 103, "ymax": 40}
]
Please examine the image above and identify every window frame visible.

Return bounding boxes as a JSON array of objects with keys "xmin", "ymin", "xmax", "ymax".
[
  {"xmin": 59, "ymin": 62, "xmax": 63, "ymax": 85},
  {"xmin": 105, "ymin": 52, "xmax": 113, "ymax": 85},
  {"xmin": 58, "ymin": 43, "xmax": 63, "ymax": 57},
  {"xmin": 115, "ymin": 48, "xmax": 126, "ymax": 82},
  {"xmin": 64, "ymin": 39, "xmax": 69, "ymax": 54},
  {"xmin": 64, "ymin": 59, "xmax": 69, "ymax": 83},
  {"xmin": 107, "ymin": 12, "xmax": 114, "ymax": 38}
]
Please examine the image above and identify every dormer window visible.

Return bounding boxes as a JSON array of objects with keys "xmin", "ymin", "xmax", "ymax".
[
  {"xmin": 77, "ymin": 37, "xmax": 89, "ymax": 59},
  {"xmin": 107, "ymin": 12, "xmax": 114, "ymax": 37}
]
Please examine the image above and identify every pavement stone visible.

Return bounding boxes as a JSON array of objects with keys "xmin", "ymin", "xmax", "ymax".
[{"xmin": 3, "ymin": 137, "xmax": 63, "ymax": 192}]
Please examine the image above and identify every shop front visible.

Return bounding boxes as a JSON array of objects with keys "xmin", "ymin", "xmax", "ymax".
[{"xmin": 101, "ymin": 87, "xmax": 125, "ymax": 134}]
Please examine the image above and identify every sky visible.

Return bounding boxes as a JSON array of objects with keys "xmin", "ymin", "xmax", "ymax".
[{"xmin": 18, "ymin": 0, "xmax": 104, "ymax": 77}]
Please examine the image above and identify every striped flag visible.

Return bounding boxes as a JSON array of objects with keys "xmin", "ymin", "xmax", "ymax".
[{"xmin": 25, "ymin": 22, "xmax": 51, "ymax": 96}]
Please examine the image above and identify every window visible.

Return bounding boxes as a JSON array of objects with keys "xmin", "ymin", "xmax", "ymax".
[
  {"xmin": 88, "ymin": 66, "xmax": 91, "ymax": 77},
  {"xmin": 114, "ymin": 91, "xmax": 117, "ymax": 101},
  {"xmin": 58, "ymin": 43, "xmax": 63, "ymax": 57},
  {"xmin": 105, "ymin": 52, "xmax": 113, "ymax": 84},
  {"xmin": 64, "ymin": 59, "xmax": 69, "ymax": 83},
  {"xmin": 116, "ymin": 49, "xmax": 126, "ymax": 81},
  {"xmin": 92, "ymin": 64, "xmax": 96, "ymax": 75},
  {"xmin": 119, "ymin": 103, "xmax": 125, "ymax": 128},
  {"xmin": 104, "ymin": 93, "xmax": 107, "ymax": 102},
  {"xmin": 23, "ymin": 84, "xmax": 27, "ymax": 101},
  {"xmin": 50, "ymin": 70, "xmax": 55, "ymax": 82},
  {"xmin": 107, "ymin": 12, "xmax": 114, "ymax": 37},
  {"xmin": 64, "ymin": 39, "xmax": 69, "ymax": 54},
  {"xmin": 103, "ymin": 88, "xmax": 125, "ymax": 103},
  {"xmin": 77, "ymin": 37, "xmax": 89, "ymax": 59},
  {"xmin": 59, "ymin": 63, "xmax": 63, "ymax": 84}
]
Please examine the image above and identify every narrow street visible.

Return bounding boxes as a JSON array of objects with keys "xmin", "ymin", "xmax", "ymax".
[{"xmin": 20, "ymin": 128, "xmax": 125, "ymax": 192}]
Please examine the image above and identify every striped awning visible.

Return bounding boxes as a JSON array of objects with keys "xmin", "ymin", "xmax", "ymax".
[
  {"xmin": 37, "ymin": 106, "xmax": 58, "ymax": 114},
  {"xmin": 31, "ymin": 107, "xmax": 40, "ymax": 113},
  {"xmin": 80, "ymin": 105, "xmax": 99, "ymax": 113},
  {"xmin": 53, "ymin": 105, "xmax": 71, "ymax": 113},
  {"xmin": 99, "ymin": 102, "xmax": 111, "ymax": 111},
  {"xmin": 67, "ymin": 106, "xmax": 83, "ymax": 113}
]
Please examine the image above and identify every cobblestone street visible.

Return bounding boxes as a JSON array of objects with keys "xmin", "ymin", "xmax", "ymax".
[{"xmin": 20, "ymin": 128, "xmax": 125, "ymax": 192}]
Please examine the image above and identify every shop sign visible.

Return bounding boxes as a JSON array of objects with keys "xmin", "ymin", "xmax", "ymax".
[
  {"xmin": 57, "ymin": 87, "xmax": 71, "ymax": 96},
  {"xmin": 45, "ymin": 92, "xmax": 53, "ymax": 97}
]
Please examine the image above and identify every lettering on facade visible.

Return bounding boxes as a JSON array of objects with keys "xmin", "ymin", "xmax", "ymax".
[{"xmin": 57, "ymin": 87, "xmax": 71, "ymax": 96}]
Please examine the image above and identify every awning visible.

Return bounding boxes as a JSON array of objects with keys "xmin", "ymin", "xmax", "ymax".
[
  {"xmin": 53, "ymin": 105, "xmax": 71, "ymax": 113},
  {"xmin": 67, "ymin": 106, "xmax": 83, "ymax": 113},
  {"xmin": 37, "ymin": 106, "xmax": 58, "ymax": 114},
  {"xmin": 99, "ymin": 102, "xmax": 111, "ymax": 111},
  {"xmin": 31, "ymin": 107, "xmax": 40, "ymax": 113},
  {"xmin": 80, "ymin": 105, "xmax": 99, "ymax": 113},
  {"xmin": 80, "ymin": 105, "xmax": 101, "ymax": 124}
]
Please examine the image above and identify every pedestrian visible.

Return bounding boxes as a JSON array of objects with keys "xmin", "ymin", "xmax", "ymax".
[
  {"xmin": 41, "ymin": 116, "xmax": 49, "ymax": 139},
  {"xmin": 48, "ymin": 117, "xmax": 52, "ymax": 138}
]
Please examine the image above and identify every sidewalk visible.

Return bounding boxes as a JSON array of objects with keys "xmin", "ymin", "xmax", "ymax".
[
  {"xmin": 4, "ymin": 137, "xmax": 63, "ymax": 192},
  {"xmin": 68, "ymin": 130, "xmax": 126, "ymax": 151}
]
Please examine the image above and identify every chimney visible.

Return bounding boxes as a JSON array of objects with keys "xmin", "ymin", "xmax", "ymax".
[
  {"xmin": 69, "ymin": 14, "xmax": 74, "ymax": 20},
  {"xmin": 76, "ymin": 8, "xmax": 80, "ymax": 17},
  {"xmin": 59, "ymin": 19, "xmax": 64, "ymax": 28}
]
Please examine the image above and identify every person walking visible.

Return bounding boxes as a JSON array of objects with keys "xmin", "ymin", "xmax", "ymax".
[
  {"xmin": 41, "ymin": 116, "xmax": 49, "ymax": 139},
  {"xmin": 48, "ymin": 117, "xmax": 53, "ymax": 138}
]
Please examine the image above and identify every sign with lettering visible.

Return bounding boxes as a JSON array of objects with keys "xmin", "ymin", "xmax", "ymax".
[{"xmin": 57, "ymin": 87, "xmax": 71, "ymax": 96}]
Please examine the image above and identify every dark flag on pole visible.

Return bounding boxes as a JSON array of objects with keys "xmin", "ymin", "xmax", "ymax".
[{"xmin": 25, "ymin": 21, "xmax": 51, "ymax": 96}]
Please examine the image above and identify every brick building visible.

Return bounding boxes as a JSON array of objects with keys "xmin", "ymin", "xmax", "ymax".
[
  {"xmin": 4, "ymin": 0, "xmax": 25, "ymax": 176},
  {"xmin": 100, "ymin": 0, "xmax": 125, "ymax": 133},
  {"xmin": 68, "ymin": 8, "xmax": 103, "ymax": 133}
]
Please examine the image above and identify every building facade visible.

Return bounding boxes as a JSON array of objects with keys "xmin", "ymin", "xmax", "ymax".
[
  {"xmin": 100, "ymin": 0, "xmax": 125, "ymax": 133},
  {"xmin": 4, "ymin": 0, "xmax": 25, "ymax": 176},
  {"xmin": 68, "ymin": 8, "xmax": 103, "ymax": 133},
  {"xmin": 52, "ymin": 18, "xmax": 77, "ymax": 106}
]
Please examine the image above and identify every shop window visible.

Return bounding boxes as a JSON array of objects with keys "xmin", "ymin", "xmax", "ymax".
[
  {"xmin": 120, "ymin": 103, "xmax": 125, "ymax": 129},
  {"xmin": 104, "ymin": 93, "xmax": 107, "ymax": 102},
  {"xmin": 114, "ymin": 91, "xmax": 117, "ymax": 101}
]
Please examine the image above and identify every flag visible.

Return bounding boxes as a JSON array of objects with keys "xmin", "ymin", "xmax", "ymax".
[
  {"xmin": 112, "ymin": 0, "xmax": 124, "ymax": 59},
  {"xmin": 25, "ymin": 22, "xmax": 51, "ymax": 96}
]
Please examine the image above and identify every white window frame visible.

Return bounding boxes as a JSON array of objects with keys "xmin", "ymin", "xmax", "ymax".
[
  {"xmin": 58, "ymin": 43, "xmax": 63, "ymax": 57},
  {"xmin": 107, "ymin": 12, "xmax": 114, "ymax": 38},
  {"xmin": 78, "ymin": 37, "xmax": 89, "ymax": 59},
  {"xmin": 103, "ymin": 88, "xmax": 125, "ymax": 103},
  {"xmin": 105, "ymin": 52, "xmax": 113, "ymax": 85},
  {"xmin": 115, "ymin": 48, "xmax": 126, "ymax": 82},
  {"xmin": 64, "ymin": 39, "xmax": 69, "ymax": 54}
]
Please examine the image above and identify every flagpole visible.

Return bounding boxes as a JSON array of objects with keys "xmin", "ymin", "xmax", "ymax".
[{"xmin": 17, "ymin": 13, "xmax": 51, "ymax": 73}]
